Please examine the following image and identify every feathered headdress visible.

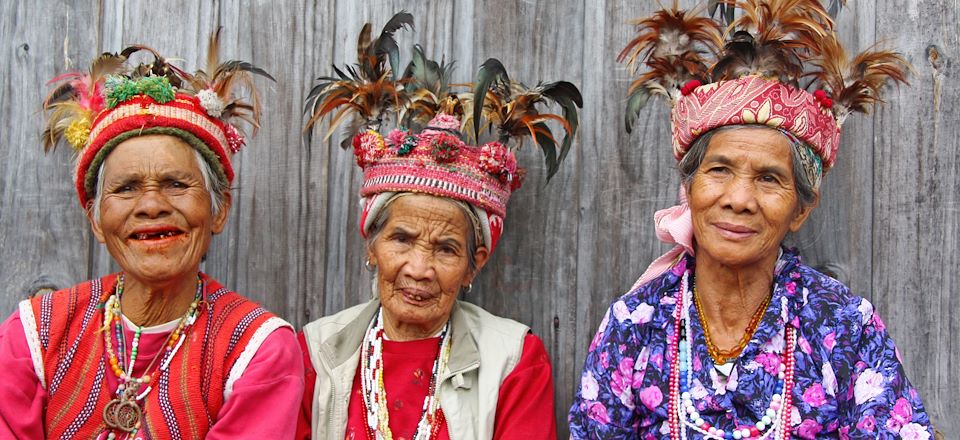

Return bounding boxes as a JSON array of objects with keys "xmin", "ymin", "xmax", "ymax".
[
  {"xmin": 621, "ymin": 0, "xmax": 909, "ymax": 182},
  {"xmin": 303, "ymin": 11, "xmax": 414, "ymax": 146},
  {"xmin": 42, "ymin": 28, "xmax": 272, "ymax": 208},
  {"xmin": 304, "ymin": 13, "xmax": 583, "ymax": 252},
  {"xmin": 472, "ymin": 58, "xmax": 583, "ymax": 180}
]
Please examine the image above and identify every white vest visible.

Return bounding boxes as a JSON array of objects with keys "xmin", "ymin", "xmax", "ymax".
[{"xmin": 301, "ymin": 299, "xmax": 530, "ymax": 440}]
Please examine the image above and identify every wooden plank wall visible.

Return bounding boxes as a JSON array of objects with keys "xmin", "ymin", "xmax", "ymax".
[{"xmin": 0, "ymin": 0, "xmax": 956, "ymax": 436}]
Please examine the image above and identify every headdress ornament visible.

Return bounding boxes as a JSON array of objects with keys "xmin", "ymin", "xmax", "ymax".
[
  {"xmin": 622, "ymin": 0, "xmax": 910, "ymax": 287},
  {"xmin": 305, "ymin": 12, "xmax": 583, "ymax": 252},
  {"xmin": 42, "ymin": 28, "xmax": 273, "ymax": 208},
  {"xmin": 620, "ymin": 0, "xmax": 909, "ymax": 187}
]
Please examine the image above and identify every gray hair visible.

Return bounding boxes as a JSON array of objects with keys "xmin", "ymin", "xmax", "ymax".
[
  {"xmin": 677, "ymin": 125, "xmax": 818, "ymax": 210},
  {"xmin": 91, "ymin": 149, "xmax": 228, "ymax": 222},
  {"xmin": 365, "ymin": 195, "xmax": 481, "ymax": 297}
]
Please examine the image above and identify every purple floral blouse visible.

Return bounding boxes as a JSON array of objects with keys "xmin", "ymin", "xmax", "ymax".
[{"xmin": 569, "ymin": 249, "xmax": 934, "ymax": 439}]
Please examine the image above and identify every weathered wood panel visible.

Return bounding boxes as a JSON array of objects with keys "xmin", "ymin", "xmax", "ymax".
[{"xmin": 0, "ymin": 0, "xmax": 957, "ymax": 436}]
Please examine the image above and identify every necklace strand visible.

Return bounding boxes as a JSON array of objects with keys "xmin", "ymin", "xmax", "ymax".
[
  {"xmin": 669, "ymin": 271, "xmax": 797, "ymax": 440},
  {"xmin": 101, "ymin": 274, "xmax": 203, "ymax": 439},
  {"xmin": 694, "ymin": 283, "xmax": 771, "ymax": 365},
  {"xmin": 360, "ymin": 308, "xmax": 451, "ymax": 440}
]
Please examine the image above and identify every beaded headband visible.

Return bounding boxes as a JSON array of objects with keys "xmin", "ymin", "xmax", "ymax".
[{"xmin": 42, "ymin": 29, "xmax": 271, "ymax": 208}]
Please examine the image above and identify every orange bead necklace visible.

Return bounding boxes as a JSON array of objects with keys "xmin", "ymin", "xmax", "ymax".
[{"xmin": 693, "ymin": 283, "xmax": 771, "ymax": 365}]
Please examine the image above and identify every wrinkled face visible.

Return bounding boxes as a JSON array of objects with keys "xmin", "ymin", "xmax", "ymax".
[
  {"xmin": 688, "ymin": 127, "xmax": 815, "ymax": 270},
  {"xmin": 368, "ymin": 194, "xmax": 489, "ymax": 337},
  {"xmin": 89, "ymin": 135, "xmax": 230, "ymax": 286}
]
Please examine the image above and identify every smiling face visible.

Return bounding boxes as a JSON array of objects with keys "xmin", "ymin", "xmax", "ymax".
[
  {"xmin": 89, "ymin": 135, "xmax": 230, "ymax": 287},
  {"xmin": 688, "ymin": 127, "xmax": 816, "ymax": 271},
  {"xmin": 367, "ymin": 194, "xmax": 489, "ymax": 340}
]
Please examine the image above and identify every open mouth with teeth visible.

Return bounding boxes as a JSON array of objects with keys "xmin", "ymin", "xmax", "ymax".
[{"xmin": 128, "ymin": 229, "xmax": 185, "ymax": 241}]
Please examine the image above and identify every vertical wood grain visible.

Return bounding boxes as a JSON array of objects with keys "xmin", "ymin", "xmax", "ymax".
[{"xmin": 0, "ymin": 0, "xmax": 956, "ymax": 436}]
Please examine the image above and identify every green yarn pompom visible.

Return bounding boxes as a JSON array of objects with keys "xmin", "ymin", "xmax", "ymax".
[
  {"xmin": 107, "ymin": 80, "xmax": 140, "ymax": 108},
  {"xmin": 138, "ymin": 77, "xmax": 175, "ymax": 103},
  {"xmin": 105, "ymin": 76, "xmax": 176, "ymax": 108}
]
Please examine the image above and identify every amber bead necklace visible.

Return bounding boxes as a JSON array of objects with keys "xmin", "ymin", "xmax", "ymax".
[{"xmin": 693, "ymin": 283, "xmax": 771, "ymax": 365}]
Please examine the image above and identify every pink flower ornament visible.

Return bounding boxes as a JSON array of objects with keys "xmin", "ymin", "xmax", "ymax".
[
  {"xmin": 352, "ymin": 130, "xmax": 388, "ymax": 168},
  {"xmin": 479, "ymin": 141, "xmax": 518, "ymax": 185},
  {"xmin": 429, "ymin": 132, "xmax": 462, "ymax": 163}
]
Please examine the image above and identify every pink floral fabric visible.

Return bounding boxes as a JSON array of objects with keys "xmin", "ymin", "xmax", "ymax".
[
  {"xmin": 569, "ymin": 248, "xmax": 933, "ymax": 439},
  {"xmin": 671, "ymin": 76, "xmax": 841, "ymax": 170}
]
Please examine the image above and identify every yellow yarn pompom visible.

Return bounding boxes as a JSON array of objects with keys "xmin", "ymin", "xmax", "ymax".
[{"xmin": 65, "ymin": 118, "xmax": 91, "ymax": 150}]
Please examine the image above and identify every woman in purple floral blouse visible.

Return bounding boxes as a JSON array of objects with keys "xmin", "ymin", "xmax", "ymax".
[{"xmin": 569, "ymin": 2, "xmax": 933, "ymax": 439}]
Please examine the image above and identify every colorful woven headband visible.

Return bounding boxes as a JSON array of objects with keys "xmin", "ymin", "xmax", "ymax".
[
  {"xmin": 42, "ymin": 30, "xmax": 270, "ymax": 208},
  {"xmin": 355, "ymin": 114, "xmax": 520, "ymax": 252},
  {"xmin": 671, "ymin": 75, "xmax": 839, "ymax": 187},
  {"xmin": 74, "ymin": 90, "xmax": 243, "ymax": 207}
]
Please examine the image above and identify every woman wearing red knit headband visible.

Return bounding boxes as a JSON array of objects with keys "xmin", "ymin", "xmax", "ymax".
[
  {"xmin": 0, "ymin": 31, "xmax": 303, "ymax": 439},
  {"xmin": 569, "ymin": 1, "xmax": 933, "ymax": 439}
]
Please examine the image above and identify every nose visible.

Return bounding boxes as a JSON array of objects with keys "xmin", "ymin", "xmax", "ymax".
[
  {"xmin": 721, "ymin": 177, "xmax": 759, "ymax": 214},
  {"xmin": 400, "ymin": 247, "xmax": 436, "ymax": 281},
  {"xmin": 134, "ymin": 186, "xmax": 173, "ymax": 219}
]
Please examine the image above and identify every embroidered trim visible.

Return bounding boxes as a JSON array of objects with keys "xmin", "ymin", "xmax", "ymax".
[
  {"xmin": 222, "ymin": 317, "xmax": 292, "ymax": 401},
  {"xmin": 18, "ymin": 299, "xmax": 46, "ymax": 389}
]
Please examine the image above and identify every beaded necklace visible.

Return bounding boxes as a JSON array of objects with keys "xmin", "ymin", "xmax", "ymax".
[
  {"xmin": 668, "ymin": 271, "xmax": 796, "ymax": 440},
  {"xmin": 101, "ymin": 274, "xmax": 203, "ymax": 439},
  {"xmin": 360, "ymin": 307, "xmax": 451, "ymax": 440},
  {"xmin": 694, "ymin": 284, "xmax": 771, "ymax": 365}
]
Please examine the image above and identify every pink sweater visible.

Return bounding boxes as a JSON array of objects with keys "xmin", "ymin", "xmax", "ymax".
[{"xmin": 0, "ymin": 309, "xmax": 304, "ymax": 439}]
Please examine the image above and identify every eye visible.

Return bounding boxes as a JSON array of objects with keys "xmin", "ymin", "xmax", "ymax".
[
  {"xmin": 438, "ymin": 245, "xmax": 458, "ymax": 255},
  {"xmin": 111, "ymin": 182, "xmax": 137, "ymax": 194},
  {"xmin": 389, "ymin": 232, "xmax": 411, "ymax": 244},
  {"xmin": 706, "ymin": 166, "xmax": 728, "ymax": 174},
  {"xmin": 759, "ymin": 174, "xmax": 781, "ymax": 184}
]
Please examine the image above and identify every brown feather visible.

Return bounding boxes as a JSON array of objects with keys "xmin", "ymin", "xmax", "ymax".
[
  {"xmin": 618, "ymin": 2, "xmax": 723, "ymax": 101},
  {"xmin": 811, "ymin": 34, "xmax": 910, "ymax": 121}
]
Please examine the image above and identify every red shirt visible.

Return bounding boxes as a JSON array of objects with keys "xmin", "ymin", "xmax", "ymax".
[{"xmin": 297, "ymin": 332, "xmax": 556, "ymax": 439}]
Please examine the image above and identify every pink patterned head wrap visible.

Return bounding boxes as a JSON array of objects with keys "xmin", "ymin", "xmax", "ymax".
[{"xmin": 672, "ymin": 75, "xmax": 840, "ymax": 179}]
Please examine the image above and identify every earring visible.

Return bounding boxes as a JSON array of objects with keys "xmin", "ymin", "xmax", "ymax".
[
  {"xmin": 365, "ymin": 260, "xmax": 375, "ymax": 272},
  {"xmin": 463, "ymin": 283, "xmax": 473, "ymax": 293}
]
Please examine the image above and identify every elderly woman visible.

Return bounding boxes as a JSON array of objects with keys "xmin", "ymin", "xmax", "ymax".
[
  {"xmin": 296, "ymin": 16, "xmax": 582, "ymax": 439},
  {"xmin": 0, "ymin": 39, "xmax": 303, "ymax": 438},
  {"xmin": 569, "ymin": 2, "xmax": 934, "ymax": 439}
]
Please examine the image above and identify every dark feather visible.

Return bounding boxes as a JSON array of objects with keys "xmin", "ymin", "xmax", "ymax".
[
  {"xmin": 537, "ymin": 81, "xmax": 582, "ymax": 164},
  {"xmin": 624, "ymin": 87, "xmax": 651, "ymax": 134},
  {"xmin": 374, "ymin": 11, "xmax": 414, "ymax": 78},
  {"xmin": 472, "ymin": 58, "xmax": 509, "ymax": 137}
]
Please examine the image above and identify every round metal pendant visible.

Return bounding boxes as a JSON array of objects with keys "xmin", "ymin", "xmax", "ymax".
[{"xmin": 103, "ymin": 398, "xmax": 141, "ymax": 433}]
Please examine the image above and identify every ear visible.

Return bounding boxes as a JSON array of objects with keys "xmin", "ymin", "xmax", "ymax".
[
  {"xmin": 211, "ymin": 189, "xmax": 232, "ymax": 235},
  {"xmin": 463, "ymin": 245, "xmax": 491, "ymax": 287},
  {"xmin": 86, "ymin": 203, "xmax": 106, "ymax": 244},
  {"xmin": 789, "ymin": 189, "xmax": 820, "ymax": 232},
  {"xmin": 366, "ymin": 243, "xmax": 378, "ymax": 269}
]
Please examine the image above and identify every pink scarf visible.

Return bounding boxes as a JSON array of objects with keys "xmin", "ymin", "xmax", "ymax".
[{"xmin": 630, "ymin": 186, "xmax": 695, "ymax": 291}]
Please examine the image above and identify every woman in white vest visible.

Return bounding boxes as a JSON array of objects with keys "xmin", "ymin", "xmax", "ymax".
[{"xmin": 295, "ymin": 14, "xmax": 582, "ymax": 439}]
